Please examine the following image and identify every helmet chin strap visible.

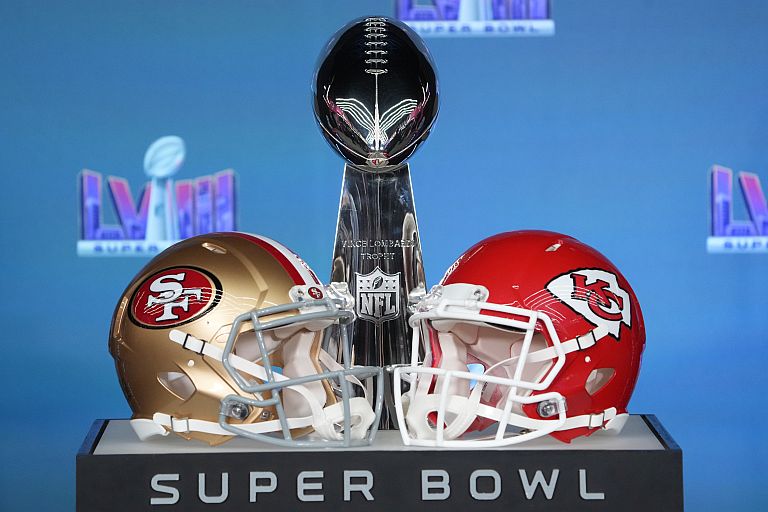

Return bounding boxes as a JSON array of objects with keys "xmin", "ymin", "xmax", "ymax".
[
  {"xmin": 405, "ymin": 381, "xmax": 484, "ymax": 441},
  {"xmin": 402, "ymin": 379, "xmax": 626, "ymax": 447},
  {"xmin": 130, "ymin": 330, "xmax": 375, "ymax": 443},
  {"xmin": 132, "ymin": 397, "xmax": 375, "ymax": 442},
  {"xmin": 311, "ymin": 400, "xmax": 375, "ymax": 441}
]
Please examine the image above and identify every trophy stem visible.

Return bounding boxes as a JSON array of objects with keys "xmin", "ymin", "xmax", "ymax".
[{"xmin": 326, "ymin": 163, "xmax": 425, "ymax": 429}]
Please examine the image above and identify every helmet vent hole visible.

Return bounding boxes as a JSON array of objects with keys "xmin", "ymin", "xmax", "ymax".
[
  {"xmin": 158, "ymin": 371, "xmax": 195, "ymax": 401},
  {"xmin": 202, "ymin": 242, "xmax": 227, "ymax": 254},
  {"xmin": 585, "ymin": 368, "xmax": 615, "ymax": 396}
]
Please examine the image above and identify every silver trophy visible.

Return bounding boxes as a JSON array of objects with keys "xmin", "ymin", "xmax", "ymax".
[{"xmin": 313, "ymin": 16, "xmax": 439, "ymax": 428}]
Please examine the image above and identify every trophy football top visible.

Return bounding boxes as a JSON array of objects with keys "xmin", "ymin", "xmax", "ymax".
[
  {"xmin": 313, "ymin": 16, "xmax": 439, "ymax": 172},
  {"xmin": 143, "ymin": 135, "xmax": 185, "ymax": 179}
]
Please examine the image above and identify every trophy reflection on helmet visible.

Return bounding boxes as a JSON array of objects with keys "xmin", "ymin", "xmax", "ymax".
[
  {"xmin": 313, "ymin": 16, "xmax": 439, "ymax": 428},
  {"xmin": 109, "ymin": 232, "xmax": 383, "ymax": 446}
]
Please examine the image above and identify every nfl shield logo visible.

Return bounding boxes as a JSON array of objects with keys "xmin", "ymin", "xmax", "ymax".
[{"xmin": 355, "ymin": 267, "xmax": 401, "ymax": 323}]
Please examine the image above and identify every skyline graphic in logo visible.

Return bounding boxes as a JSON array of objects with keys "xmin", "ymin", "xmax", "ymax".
[
  {"xmin": 708, "ymin": 165, "xmax": 768, "ymax": 253},
  {"xmin": 355, "ymin": 267, "xmax": 401, "ymax": 323},
  {"xmin": 397, "ymin": 0, "xmax": 554, "ymax": 37},
  {"xmin": 78, "ymin": 136, "xmax": 237, "ymax": 257}
]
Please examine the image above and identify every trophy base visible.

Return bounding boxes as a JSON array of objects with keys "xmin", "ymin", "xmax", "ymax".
[{"xmin": 77, "ymin": 415, "xmax": 682, "ymax": 511}]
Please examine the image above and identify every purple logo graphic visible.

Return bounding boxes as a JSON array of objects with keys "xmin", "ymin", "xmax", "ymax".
[
  {"xmin": 397, "ymin": 0, "xmax": 554, "ymax": 37},
  {"xmin": 78, "ymin": 136, "xmax": 237, "ymax": 257},
  {"xmin": 708, "ymin": 165, "xmax": 768, "ymax": 253}
]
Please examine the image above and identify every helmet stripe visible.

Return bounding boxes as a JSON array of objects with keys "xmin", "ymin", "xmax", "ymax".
[{"xmin": 231, "ymin": 232, "xmax": 320, "ymax": 285}]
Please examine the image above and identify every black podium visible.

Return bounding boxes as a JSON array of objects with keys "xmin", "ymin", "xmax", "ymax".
[{"xmin": 77, "ymin": 414, "xmax": 682, "ymax": 511}]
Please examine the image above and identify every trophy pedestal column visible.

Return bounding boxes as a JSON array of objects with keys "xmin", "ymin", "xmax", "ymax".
[{"xmin": 327, "ymin": 163, "xmax": 425, "ymax": 429}]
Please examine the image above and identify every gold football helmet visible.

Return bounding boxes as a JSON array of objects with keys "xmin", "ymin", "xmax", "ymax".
[{"xmin": 109, "ymin": 232, "xmax": 383, "ymax": 446}]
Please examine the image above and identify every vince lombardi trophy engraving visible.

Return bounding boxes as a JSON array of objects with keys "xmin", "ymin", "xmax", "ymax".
[
  {"xmin": 313, "ymin": 17, "xmax": 439, "ymax": 427},
  {"xmin": 144, "ymin": 135, "xmax": 184, "ymax": 242}
]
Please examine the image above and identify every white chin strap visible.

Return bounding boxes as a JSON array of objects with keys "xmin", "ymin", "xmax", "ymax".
[
  {"xmin": 131, "ymin": 398, "xmax": 375, "ymax": 442},
  {"xmin": 403, "ymin": 389, "xmax": 627, "ymax": 445},
  {"xmin": 131, "ymin": 330, "xmax": 374, "ymax": 443}
]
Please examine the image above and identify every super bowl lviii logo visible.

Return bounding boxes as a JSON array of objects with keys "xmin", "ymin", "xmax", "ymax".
[
  {"xmin": 78, "ymin": 136, "xmax": 237, "ymax": 256},
  {"xmin": 397, "ymin": 0, "xmax": 554, "ymax": 37},
  {"xmin": 708, "ymin": 165, "xmax": 768, "ymax": 253}
]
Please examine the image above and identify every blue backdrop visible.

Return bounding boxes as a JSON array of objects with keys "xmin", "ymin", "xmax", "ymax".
[{"xmin": 1, "ymin": 1, "xmax": 766, "ymax": 510}]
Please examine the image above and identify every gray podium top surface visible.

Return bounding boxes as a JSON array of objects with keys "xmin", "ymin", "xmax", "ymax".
[{"xmin": 92, "ymin": 415, "xmax": 663, "ymax": 455}]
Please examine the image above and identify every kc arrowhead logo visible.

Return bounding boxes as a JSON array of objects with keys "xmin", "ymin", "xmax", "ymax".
[
  {"xmin": 546, "ymin": 268, "xmax": 631, "ymax": 337},
  {"xmin": 355, "ymin": 267, "xmax": 401, "ymax": 323}
]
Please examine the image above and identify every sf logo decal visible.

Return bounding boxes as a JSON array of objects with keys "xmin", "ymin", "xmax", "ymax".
[
  {"xmin": 129, "ymin": 267, "xmax": 221, "ymax": 328},
  {"xmin": 546, "ymin": 269, "xmax": 631, "ymax": 337},
  {"xmin": 146, "ymin": 273, "xmax": 203, "ymax": 321}
]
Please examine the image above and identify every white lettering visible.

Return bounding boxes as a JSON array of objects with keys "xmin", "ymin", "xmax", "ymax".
[
  {"xmin": 359, "ymin": 292, "xmax": 397, "ymax": 318},
  {"xmin": 469, "ymin": 469, "xmax": 501, "ymax": 501},
  {"xmin": 579, "ymin": 469, "xmax": 605, "ymax": 500},
  {"xmin": 344, "ymin": 470, "xmax": 374, "ymax": 501},
  {"xmin": 198, "ymin": 472, "xmax": 228, "ymax": 504},
  {"xmin": 518, "ymin": 469, "xmax": 559, "ymax": 500},
  {"xmin": 297, "ymin": 471, "xmax": 324, "ymax": 502},
  {"xmin": 250, "ymin": 471, "xmax": 277, "ymax": 502},
  {"xmin": 148, "ymin": 273, "xmax": 185, "ymax": 303},
  {"xmin": 150, "ymin": 473, "xmax": 179, "ymax": 505},
  {"xmin": 146, "ymin": 273, "xmax": 203, "ymax": 321},
  {"xmin": 421, "ymin": 469, "xmax": 450, "ymax": 501},
  {"xmin": 360, "ymin": 294, "xmax": 375, "ymax": 317}
]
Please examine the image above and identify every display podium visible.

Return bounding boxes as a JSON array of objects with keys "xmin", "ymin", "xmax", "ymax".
[{"xmin": 77, "ymin": 414, "xmax": 682, "ymax": 511}]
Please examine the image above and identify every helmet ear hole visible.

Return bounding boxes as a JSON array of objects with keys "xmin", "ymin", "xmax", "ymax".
[
  {"xmin": 585, "ymin": 368, "xmax": 615, "ymax": 396},
  {"xmin": 158, "ymin": 371, "xmax": 196, "ymax": 401}
]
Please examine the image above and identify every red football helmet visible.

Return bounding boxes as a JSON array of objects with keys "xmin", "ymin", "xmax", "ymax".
[{"xmin": 393, "ymin": 230, "xmax": 645, "ymax": 446}]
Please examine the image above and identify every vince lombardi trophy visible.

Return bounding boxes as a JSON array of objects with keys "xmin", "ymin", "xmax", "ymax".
[
  {"xmin": 144, "ymin": 135, "xmax": 184, "ymax": 242},
  {"xmin": 313, "ymin": 16, "xmax": 439, "ymax": 428}
]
